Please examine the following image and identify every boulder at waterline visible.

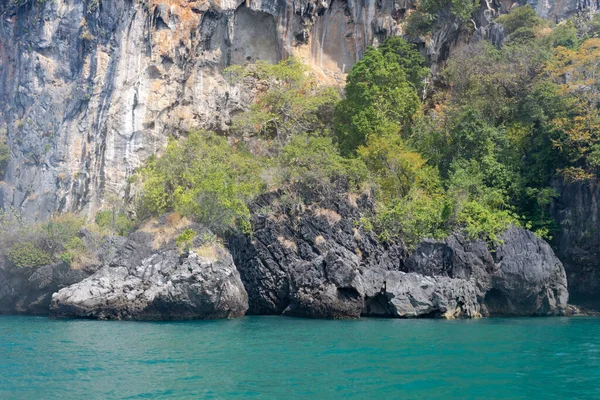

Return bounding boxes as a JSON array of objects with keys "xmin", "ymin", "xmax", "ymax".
[
  {"xmin": 51, "ymin": 217, "xmax": 248, "ymax": 320},
  {"xmin": 229, "ymin": 187, "xmax": 569, "ymax": 318},
  {"xmin": 487, "ymin": 227, "xmax": 568, "ymax": 316},
  {"xmin": 0, "ymin": 261, "xmax": 91, "ymax": 315},
  {"xmin": 282, "ymin": 245, "xmax": 482, "ymax": 319},
  {"xmin": 406, "ymin": 227, "xmax": 569, "ymax": 316}
]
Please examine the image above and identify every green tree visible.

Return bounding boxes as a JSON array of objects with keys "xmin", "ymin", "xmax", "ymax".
[
  {"xmin": 378, "ymin": 37, "xmax": 429, "ymax": 91},
  {"xmin": 496, "ymin": 6, "xmax": 544, "ymax": 44},
  {"xmin": 227, "ymin": 58, "xmax": 339, "ymax": 147},
  {"xmin": 137, "ymin": 131, "xmax": 265, "ymax": 233},
  {"xmin": 357, "ymin": 134, "xmax": 448, "ymax": 247},
  {"xmin": 277, "ymin": 133, "xmax": 368, "ymax": 196},
  {"xmin": 546, "ymin": 38, "xmax": 600, "ymax": 180},
  {"xmin": 334, "ymin": 43, "xmax": 421, "ymax": 155}
]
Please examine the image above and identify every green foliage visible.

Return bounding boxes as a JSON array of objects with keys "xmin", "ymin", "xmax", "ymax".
[
  {"xmin": 551, "ymin": 20, "xmax": 578, "ymax": 49},
  {"xmin": 59, "ymin": 252, "xmax": 74, "ymax": 266},
  {"xmin": 95, "ymin": 210, "xmax": 132, "ymax": 236},
  {"xmin": 544, "ymin": 39, "xmax": 600, "ymax": 181},
  {"xmin": 356, "ymin": 134, "xmax": 449, "ymax": 247},
  {"xmin": 406, "ymin": 0, "xmax": 478, "ymax": 37},
  {"xmin": 358, "ymin": 134, "xmax": 439, "ymax": 201},
  {"xmin": 277, "ymin": 133, "xmax": 368, "ymax": 194},
  {"xmin": 496, "ymin": 6, "xmax": 544, "ymax": 44},
  {"xmin": 137, "ymin": 131, "xmax": 265, "ymax": 234},
  {"xmin": 138, "ymin": 19, "xmax": 600, "ymax": 248},
  {"xmin": 456, "ymin": 201, "xmax": 518, "ymax": 245},
  {"xmin": 227, "ymin": 58, "xmax": 340, "ymax": 147},
  {"xmin": 420, "ymin": 0, "xmax": 479, "ymax": 21},
  {"xmin": 405, "ymin": 11, "xmax": 433, "ymax": 38},
  {"xmin": 0, "ymin": 209, "xmax": 92, "ymax": 269},
  {"xmin": 446, "ymin": 159, "xmax": 521, "ymax": 243},
  {"xmin": 6, "ymin": 242, "xmax": 53, "ymax": 268},
  {"xmin": 334, "ymin": 40, "xmax": 421, "ymax": 155},
  {"xmin": 377, "ymin": 37, "xmax": 429, "ymax": 91},
  {"xmin": 41, "ymin": 214, "xmax": 85, "ymax": 254},
  {"xmin": 375, "ymin": 188, "xmax": 449, "ymax": 248},
  {"xmin": 176, "ymin": 228, "xmax": 196, "ymax": 251}
]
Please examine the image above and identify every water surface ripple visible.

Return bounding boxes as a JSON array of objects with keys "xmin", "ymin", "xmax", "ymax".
[{"xmin": 1, "ymin": 316, "xmax": 599, "ymax": 399}]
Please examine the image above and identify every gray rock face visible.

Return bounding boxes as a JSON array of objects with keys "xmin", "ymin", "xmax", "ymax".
[
  {"xmin": 228, "ymin": 190, "xmax": 406, "ymax": 315},
  {"xmin": 362, "ymin": 270, "xmax": 482, "ymax": 318},
  {"xmin": 519, "ymin": 0, "xmax": 596, "ymax": 20},
  {"xmin": 407, "ymin": 227, "xmax": 569, "ymax": 316},
  {"xmin": 0, "ymin": 261, "xmax": 90, "ymax": 315},
  {"xmin": 283, "ymin": 245, "xmax": 482, "ymax": 319},
  {"xmin": 50, "ymin": 223, "xmax": 248, "ymax": 320},
  {"xmin": 284, "ymin": 247, "xmax": 366, "ymax": 319},
  {"xmin": 0, "ymin": 0, "xmax": 400, "ymax": 221},
  {"xmin": 1, "ymin": 0, "xmax": 586, "ymax": 221},
  {"xmin": 230, "ymin": 189, "xmax": 567, "ymax": 319},
  {"xmin": 551, "ymin": 178, "xmax": 600, "ymax": 309},
  {"xmin": 488, "ymin": 227, "xmax": 569, "ymax": 315}
]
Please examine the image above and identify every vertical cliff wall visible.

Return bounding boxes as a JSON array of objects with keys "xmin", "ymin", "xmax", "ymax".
[
  {"xmin": 552, "ymin": 179, "xmax": 600, "ymax": 308},
  {"xmin": 0, "ymin": 0, "xmax": 399, "ymax": 221},
  {"xmin": 0, "ymin": 0, "xmax": 596, "ymax": 221},
  {"xmin": 520, "ymin": 0, "xmax": 599, "ymax": 20}
]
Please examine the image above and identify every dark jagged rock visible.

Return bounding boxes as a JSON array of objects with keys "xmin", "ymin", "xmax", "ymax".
[
  {"xmin": 229, "ymin": 188, "xmax": 568, "ymax": 319},
  {"xmin": 228, "ymin": 190, "xmax": 406, "ymax": 315},
  {"xmin": 51, "ymin": 219, "xmax": 248, "ymax": 320},
  {"xmin": 552, "ymin": 178, "xmax": 600, "ymax": 309},
  {"xmin": 488, "ymin": 227, "xmax": 568, "ymax": 316},
  {"xmin": 404, "ymin": 234, "xmax": 495, "ymax": 285},
  {"xmin": 362, "ymin": 270, "xmax": 482, "ymax": 318},
  {"xmin": 283, "ymin": 247, "xmax": 365, "ymax": 319},
  {"xmin": 397, "ymin": 226, "xmax": 568, "ymax": 317},
  {"xmin": 0, "ymin": 261, "xmax": 90, "ymax": 315},
  {"xmin": 405, "ymin": 227, "xmax": 569, "ymax": 316},
  {"xmin": 282, "ymin": 245, "xmax": 482, "ymax": 319}
]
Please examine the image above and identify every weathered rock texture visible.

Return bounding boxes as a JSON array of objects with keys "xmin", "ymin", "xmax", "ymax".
[
  {"xmin": 519, "ymin": 0, "xmax": 599, "ymax": 20},
  {"xmin": 0, "ymin": 261, "xmax": 92, "ymax": 315},
  {"xmin": 490, "ymin": 227, "xmax": 568, "ymax": 315},
  {"xmin": 0, "ymin": 0, "xmax": 591, "ymax": 221},
  {"xmin": 50, "ymin": 218, "xmax": 248, "ymax": 320},
  {"xmin": 0, "ymin": 0, "xmax": 402, "ymax": 221},
  {"xmin": 406, "ymin": 227, "xmax": 569, "ymax": 316},
  {"xmin": 229, "ymin": 189, "xmax": 568, "ymax": 319},
  {"xmin": 552, "ymin": 178, "xmax": 600, "ymax": 309}
]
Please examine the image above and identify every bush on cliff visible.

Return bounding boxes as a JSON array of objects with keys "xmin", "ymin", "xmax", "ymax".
[
  {"xmin": 95, "ymin": 210, "xmax": 132, "ymax": 236},
  {"xmin": 6, "ymin": 242, "xmax": 53, "ymax": 268},
  {"xmin": 226, "ymin": 58, "xmax": 339, "ymax": 148},
  {"xmin": 334, "ymin": 44, "xmax": 422, "ymax": 155},
  {"xmin": 0, "ymin": 210, "xmax": 87, "ymax": 268},
  {"xmin": 136, "ymin": 24, "xmax": 600, "ymax": 247},
  {"xmin": 276, "ymin": 133, "xmax": 369, "ymax": 196},
  {"xmin": 136, "ymin": 131, "xmax": 265, "ymax": 234}
]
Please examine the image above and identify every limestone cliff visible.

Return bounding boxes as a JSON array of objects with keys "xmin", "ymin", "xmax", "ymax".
[
  {"xmin": 520, "ymin": 0, "xmax": 599, "ymax": 20},
  {"xmin": 552, "ymin": 178, "xmax": 600, "ymax": 309},
  {"xmin": 0, "ymin": 0, "xmax": 593, "ymax": 221},
  {"xmin": 0, "ymin": 0, "xmax": 399, "ymax": 221}
]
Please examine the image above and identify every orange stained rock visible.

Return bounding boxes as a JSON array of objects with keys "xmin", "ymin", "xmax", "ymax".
[{"xmin": 147, "ymin": 0, "xmax": 205, "ymax": 24}]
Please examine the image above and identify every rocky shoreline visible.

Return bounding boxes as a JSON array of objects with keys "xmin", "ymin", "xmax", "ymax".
[{"xmin": 0, "ymin": 191, "xmax": 578, "ymax": 321}]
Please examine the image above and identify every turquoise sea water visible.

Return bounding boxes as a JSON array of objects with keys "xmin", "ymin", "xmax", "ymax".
[{"xmin": 1, "ymin": 316, "xmax": 599, "ymax": 399}]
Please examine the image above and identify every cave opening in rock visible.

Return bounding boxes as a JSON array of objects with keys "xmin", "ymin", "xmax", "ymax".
[
  {"xmin": 231, "ymin": 6, "xmax": 280, "ymax": 65},
  {"xmin": 483, "ymin": 288, "xmax": 509, "ymax": 314}
]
